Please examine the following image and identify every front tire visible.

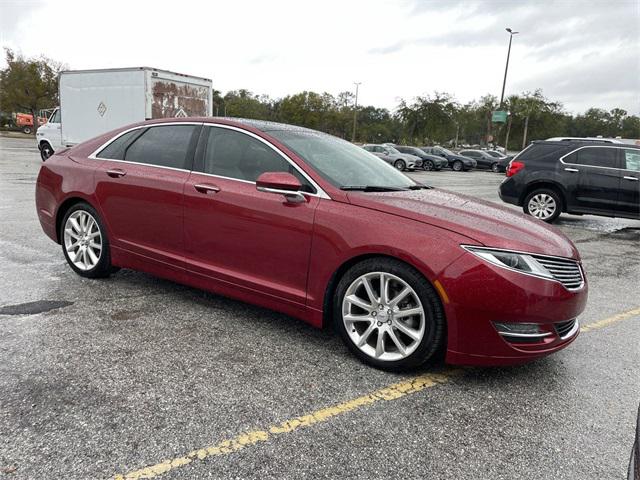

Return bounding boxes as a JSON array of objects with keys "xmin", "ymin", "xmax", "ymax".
[
  {"xmin": 394, "ymin": 159, "xmax": 406, "ymax": 171},
  {"xmin": 491, "ymin": 162, "xmax": 499, "ymax": 173},
  {"xmin": 333, "ymin": 258, "xmax": 445, "ymax": 371},
  {"xmin": 452, "ymin": 160, "xmax": 463, "ymax": 171},
  {"xmin": 61, "ymin": 202, "xmax": 113, "ymax": 278},
  {"xmin": 523, "ymin": 188, "xmax": 562, "ymax": 223},
  {"xmin": 40, "ymin": 142, "xmax": 54, "ymax": 161},
  {"xmin": 423, "ymin": 160, "xmax": 434, "ymax": 171}
]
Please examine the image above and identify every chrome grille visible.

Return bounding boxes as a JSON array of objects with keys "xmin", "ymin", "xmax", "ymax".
[{"xmin": 531, "ymin": 255, "xmax": 584, "ymax": 290}]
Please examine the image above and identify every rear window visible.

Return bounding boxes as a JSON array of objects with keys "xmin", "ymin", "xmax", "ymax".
[
  {"xmin": 97, "ymin": 129, "xmax": 145, "ymax": 160},
  {"xmin": 123, "ymin": 125, "xmax": 198, "ymax": 169},
  {"xmin": 515, "ymin": 143, "xmax": 568, "ymax": 162}
]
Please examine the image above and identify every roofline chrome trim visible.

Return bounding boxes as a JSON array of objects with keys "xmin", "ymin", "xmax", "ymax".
[
  {"xmin": 559, "ymin": 145, "xmax": 639, "ymax": 172},
  {"xmin": 87, "ymin": 121, "xmax": 331, "ymax": 200}
]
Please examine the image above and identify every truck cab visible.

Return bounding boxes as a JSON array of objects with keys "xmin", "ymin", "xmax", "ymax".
[{"xmin": 36, "ymin": 108, "xmax": 62, "ymax": 161}]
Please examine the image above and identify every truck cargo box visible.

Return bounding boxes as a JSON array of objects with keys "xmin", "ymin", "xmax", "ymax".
[{"xmin": 59, "ymin": 67, "xmax": 212, "ymax": 146}]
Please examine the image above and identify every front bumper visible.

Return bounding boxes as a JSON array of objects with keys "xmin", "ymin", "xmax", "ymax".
[{"xmin": 438, "ymin": 250, "xmax": 588, "ymax": 366}]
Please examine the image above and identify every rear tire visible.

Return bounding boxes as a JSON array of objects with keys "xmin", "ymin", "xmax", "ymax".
[
  {"xmin": 523, "ymin": 188, "xmax": 562, "ymax": 223},
  {"xmin": 333, "ymin": 258, "xmax": 445, "ymax": 371},
  {"xmin": 394, "ymin": 159, "xmax": 406, "ymax": 171},
  {"xmin": 452, "ymin": 160, "xmax": 463, "ymax": 171},
  {"xmin": 61, "ymin": 202, "xmax": 113, "ymax": 278},
  {"xmin": 22, "ymin": 126, "xmax": 32, "ymax": 135}
]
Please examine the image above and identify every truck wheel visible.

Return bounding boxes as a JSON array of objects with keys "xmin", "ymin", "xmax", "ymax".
[
  {"xmin": 394, "ymin": 159, "xmax": 406, "ymax": 171},
  {"xmin": 40, "ymin": 142, "xmax": 54, "ymax": 161},
  {"xmin": 22, "ymin": 126, "xmax": 32, "ymax": 135}
]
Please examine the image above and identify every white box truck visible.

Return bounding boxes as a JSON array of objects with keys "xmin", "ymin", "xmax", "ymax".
[{"xmin": 36, "ymin": 67, "xmax": 213, "ymax": 160}]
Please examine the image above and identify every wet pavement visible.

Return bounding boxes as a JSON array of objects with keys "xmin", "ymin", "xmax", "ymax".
[{"xmin": 1, "ymin": 134, "xmax": 639, "ymax": 479}]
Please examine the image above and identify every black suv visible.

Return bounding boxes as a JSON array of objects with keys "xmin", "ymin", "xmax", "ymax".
[{"xmin": 499, "ymin": 140, "xmax": 640, "ymax": 222}]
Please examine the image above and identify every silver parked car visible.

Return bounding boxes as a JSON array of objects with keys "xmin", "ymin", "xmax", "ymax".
[{"xmin": 362, "ymin": 144, "xmax": 422, "ymax": 171}]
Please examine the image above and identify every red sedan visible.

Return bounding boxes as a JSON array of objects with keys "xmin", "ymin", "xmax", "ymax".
[{"xmin": 35, "ymin": 118, "xmax": 587, "ymax": 369}]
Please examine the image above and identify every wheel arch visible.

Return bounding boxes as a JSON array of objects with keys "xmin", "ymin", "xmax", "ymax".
[
  {"xmin": 321, "ymin": 253, "xmax": 445, "ymax": 331},
  {"xmin": 54, "ymin": 196, "xmax": 98, "ymax": 243}
]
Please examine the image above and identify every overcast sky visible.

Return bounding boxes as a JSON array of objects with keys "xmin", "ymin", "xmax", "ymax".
[{"xmin": 1, "ymin": 0, "xmax": 638, "ymax": 114}]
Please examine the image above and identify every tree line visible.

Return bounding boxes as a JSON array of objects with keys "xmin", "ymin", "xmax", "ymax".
[
  {"xmin": 216, "ymin": 89, "xmax": 639, "ymax": 150},
  {"xmin": 2, "ymin": 49, "xmax": 638, "ymax": 148}
]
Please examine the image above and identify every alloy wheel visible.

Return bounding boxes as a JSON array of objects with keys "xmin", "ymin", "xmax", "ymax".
[
  {"xmin": 528, "ymin": 193, "xmax": 557, "ymax": 220},
  {"xmin": 342, "ymin": 272, "xmax": 426, "ymax": 362},
  {"xmin": 491, "ymin": 163, "xmax": 499, "ymax": 173},
  {"xmin": 63, "ymin": 210, "xmax": 103, "ymax": 271},
  {"xmin": 424, "ymin": 161, "xmax": 434, "ymax": 171},
  {"xmin": 452, "ymin": 161, "xmax": 462, "ymax": 171}
]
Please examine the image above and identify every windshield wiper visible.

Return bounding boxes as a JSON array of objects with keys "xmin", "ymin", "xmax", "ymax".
[
  {"xmin": 340, "ymin": 185, "xmax": 409, "ymax": 192},
  {"xmin": 407, "ymin": 183, "xmax": 432, "ymax": 190}
]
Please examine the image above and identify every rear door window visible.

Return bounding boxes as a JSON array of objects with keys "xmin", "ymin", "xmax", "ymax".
[
  {"xmin": 124, "ymin": 125, "xmax": 199, "ymax": 169},
  {"xmin": 570, "ymin": 147, "xmax": 619, "ymax": 169},
  {"xmin": 623, "ymin": 149, "xmax": 640, "ymax": 171}
]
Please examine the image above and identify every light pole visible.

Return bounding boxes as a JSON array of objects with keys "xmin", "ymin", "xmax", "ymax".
[
  {"xmin": 351, "ymin": 82, "xmax": 361, "ymax": 142},
  {"xmin": 499, "ymin": 28, "xmax": 518, "ymax": 107}
]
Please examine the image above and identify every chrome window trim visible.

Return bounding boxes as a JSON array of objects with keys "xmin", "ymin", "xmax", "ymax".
[
  {"xmin": 461, "ymin": 245, "xmax": 585, "ymax": 291},
  {"xmin": 87, "ymin": 122, "xmax": 204, "ymax": 160},
  {"xmin": 87, "ymin": 122, "xmax": 331, "ymax": 200},
  {"xmin": 559, "ymin": 145, "xmax": 634, "ymax": 172}
]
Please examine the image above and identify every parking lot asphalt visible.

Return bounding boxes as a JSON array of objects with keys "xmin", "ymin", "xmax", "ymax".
[{"xmin": 1, "ymin": 133, "xmax": 639, "ymax": 480}]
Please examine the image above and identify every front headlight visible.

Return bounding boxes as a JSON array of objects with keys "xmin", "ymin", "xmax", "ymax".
[{"xmin": 462, "ymin": 246, "xmax": 553, "ymax": 279}]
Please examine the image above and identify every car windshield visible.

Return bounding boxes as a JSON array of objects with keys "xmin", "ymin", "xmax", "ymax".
[
  {"xmin": 436, "ymin": 147, "xmax": 454, "ymax": 155},
  {"xmin": 268, "ymin": 130, "xmax": 418, "ymax": 190}
]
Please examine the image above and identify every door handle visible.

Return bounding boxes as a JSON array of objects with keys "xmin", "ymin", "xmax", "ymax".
[
  {"xmin": 106, "ymin": 168, "xmax": 126, "ymax": 178},
  {"xmin": 623, "ymin": 176, "xmax": 639, "ymax": 181},
  {"xmin": 564, "ymin": 167, "xmax": 579, "ymax": 172},
  {"xmin": 194, "ymin": 183, "xmax": 220, "ymax": 194}
]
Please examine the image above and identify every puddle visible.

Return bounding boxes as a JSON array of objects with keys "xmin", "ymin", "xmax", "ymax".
[{"xmin": 0, "ymin": 300, "xmax": 73, "ymax": 316}]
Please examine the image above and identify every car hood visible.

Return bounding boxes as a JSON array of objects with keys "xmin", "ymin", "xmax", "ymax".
[
  {"xmin": 398, "ymin": 153, "xmax": 420, "ymax": 161},
  {"xmin": 347, "ymin": 188, "xmax": 579, "ymax": 259}
]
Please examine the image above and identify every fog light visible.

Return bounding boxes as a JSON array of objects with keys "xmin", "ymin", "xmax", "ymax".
[{"xmin": 494, "ymin": 322, "xmax": 552, "ymax": 340}]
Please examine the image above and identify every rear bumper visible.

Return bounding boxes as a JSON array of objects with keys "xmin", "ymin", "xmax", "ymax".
[
  {"xmin": 498, "ymin": 177, "xmax": 521, "ymax": 206},
  {"xmin": 438, "ymin": 251, "xmax": 588, "ymax": 366}
]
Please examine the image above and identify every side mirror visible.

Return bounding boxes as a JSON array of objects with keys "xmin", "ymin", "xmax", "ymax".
[{"xmin": 256, "ymin": 172, "xmax": 305, "ymax": 203}]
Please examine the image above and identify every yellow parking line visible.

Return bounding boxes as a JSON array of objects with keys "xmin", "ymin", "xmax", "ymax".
[
  {"xmin": 112, "ymin": 307, "xmax": 640, "ymax": 479},
  {"xmin": 112, "ymin": 370, "xmax": 462, "ymax": 479},
  {"xmin": 581, "ymin": 306, "xmax": 640, "ymax": 332}
]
